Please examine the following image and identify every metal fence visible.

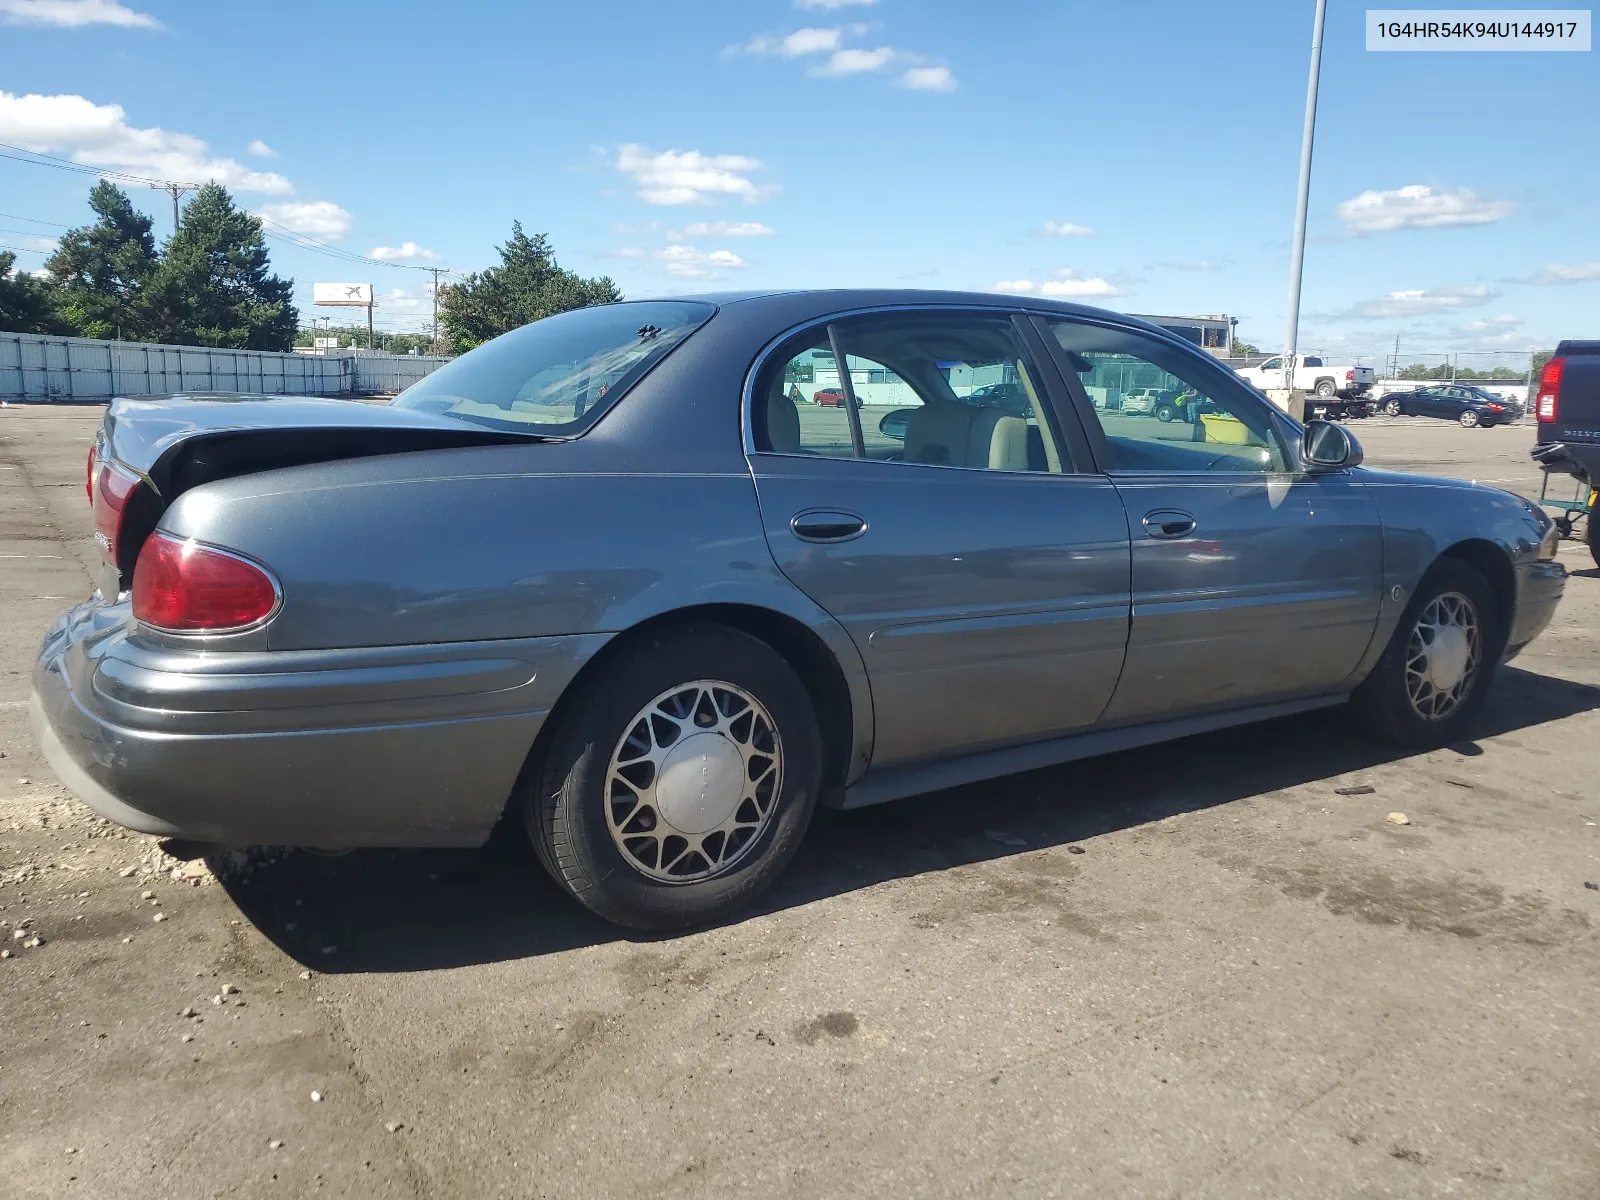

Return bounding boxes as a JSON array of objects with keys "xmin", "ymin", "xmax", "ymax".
[{"xmin": 0, "ymin": 332, "xmax": 450, "ymax": 404}]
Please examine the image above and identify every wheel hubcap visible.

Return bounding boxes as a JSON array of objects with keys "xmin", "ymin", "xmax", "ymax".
[
  {"xmin": 604, "ymin": 681, "xmax": 782, "ymax": 883},
  {"xmin": 1404, "ymin": 591, "xmax": 1481, "ymax": 720}
]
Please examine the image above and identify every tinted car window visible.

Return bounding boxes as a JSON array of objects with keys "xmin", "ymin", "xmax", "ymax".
[
  {"xmin": 754, "ymin": 313, "xmax": 1066, "ymax": 473},
  {"xmin": 394, "ymin": 301, "xmax": 714, "ymax": 434},
  {"xmin": 1050, "ymin": 320, "xmax": 1287, "ymax": 474}
]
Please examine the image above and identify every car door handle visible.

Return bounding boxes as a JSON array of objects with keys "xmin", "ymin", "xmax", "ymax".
[
  {"xmin": 1142, "ymin": 510, "xmax": 1197, "ymax": 539},
  {"xmin": 791, "ymin": 509, "xmax": 867, "ymax": 543}
]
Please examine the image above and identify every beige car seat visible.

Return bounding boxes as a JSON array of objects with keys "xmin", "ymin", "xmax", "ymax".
[
  {"xmin": 765, "ymin": 384, "xmax": 802, "ymax": 453},
  {"xmin": 903, "ymin": 400, "xmax": 1029, "ymax": 471}
]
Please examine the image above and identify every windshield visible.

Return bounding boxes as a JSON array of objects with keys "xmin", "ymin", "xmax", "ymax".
[{"xmin": 393, "ymin": 301, "xmax": 715, "ymax": 434}]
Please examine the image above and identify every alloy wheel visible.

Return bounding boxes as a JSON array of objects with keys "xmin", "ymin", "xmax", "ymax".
[
  {"xmin": 1404, "ymin": 591, "xmax": 1481, "ymax": 721},
  {"xmin": 604, "ymin": 680, "xmax": 782, "ymax": 883},
  {"xmin": 1460, "ymin": 410, "xmax": 1479, "ymax": 428},
  {"xmin": 1384, "ymin": 400, "xmax": 1401, "ymax": 416}
]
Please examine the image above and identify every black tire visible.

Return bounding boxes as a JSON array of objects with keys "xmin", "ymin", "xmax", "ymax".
[
  {"xmin": 1586, "ymin": 510, "xmax": 1600, "ymax": 571},
  {"xmin": 1383, "ymin": 398, "xmax": 1402, "ymax": 417},
  {"xmin": 524, "ymin": 623, "xmax": 822, "ymax": 930},
  {"xmin": 1314, "ymin": 379, "xmax": 1336, "ymax": 398},
  {"xmin": 1155, "ymin": 405, "xmax": 1175, "ymax": 423},
  {"xmin": 1349, "ymin": 559, "xmax": 1501, "ymax": 747},
  {"xmin": 1459, "ymin": 410, "xmax": 1480, "ymax": 428}
]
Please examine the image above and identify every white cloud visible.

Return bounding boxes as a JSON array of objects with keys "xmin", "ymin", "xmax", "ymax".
[
  {"xmin": 2, "ymin": 233, "xmax": 58, "ymax": 253},
  {"xmin": 247, "ymin": 139, "xmax": 276, "ymax": 158},
  {"xmin": 741, "ymin": 26, "xmax": 842, "ymax": 56},
  {"xmin": 992, "ymin": 269, "xmax": 1130, "ymax": 299},
  {"xmin": 1337, "ymin": 284, "xmax": 1498, "ymax": 319},
  {"xmin": 1512, "ymin": 262, "xmax": 1600, "ymax": 285},
  {"xmin": 1463, "ymin": 314, "xmax": 1524, "ymax": 331},
  {"xmin": 796, "ymin": 0, "xmax": 875, "ymax": 7},
  {"xmin": 0, "ymin": 0, "xmax": 159, "ymax": 28},
  {"xmin": 668, "ymin": 220, "xmax": 775, "ymax": 238},
  {"xmin": 657, "ymin": 245, "xmax": 749, "ymax": 278},
  {"xmin": 898, "ymin": 65, "xmax": 955, "ymax": 92},
  {"xmin": 1041, "ymin": 220, "xmax": 1095, "ymax": 237},
  {"xmin": 615, "ymin": 144, "xmax": 771, "ymax": 206},
  {"xmin": 1151, "ymin": 258, "xmax": 1228, "ymax": 271},
  {"xmin": 1336, "ymin": 184, "xmax": 1514, "ymax": 235},
  {"xmin": 369, "ymin": 241, "xmax": 439, "ymax": 262},
  {"xmin": 812, "ymin": 46, "xmax": 893, "ymax": 75},
  {"xmin": 256, "ymin": 200, "xmax": 352, "ymax": 240},
  {"xmin": 0, "ymin": 90, "xmax": 294, "ymax": 193}
]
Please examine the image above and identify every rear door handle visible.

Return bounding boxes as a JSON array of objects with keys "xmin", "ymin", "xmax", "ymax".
[
  {"xmin": 791, "ymin": 509, "xmax": 867, "ymax": 543},
  {"xmin": 1142, "ymin": 509, "xmax": 1197, "ymax": 539}
]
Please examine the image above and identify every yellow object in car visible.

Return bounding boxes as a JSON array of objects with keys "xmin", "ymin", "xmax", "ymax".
[{"xmin": 1198, "ymin": 413, "xmax": 1252, "ymax": 445}]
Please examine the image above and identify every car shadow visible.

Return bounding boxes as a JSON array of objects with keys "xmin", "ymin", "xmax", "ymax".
[{"xmin": 215, "ymin": 665, "xmax": 1600, "ymax": 972}]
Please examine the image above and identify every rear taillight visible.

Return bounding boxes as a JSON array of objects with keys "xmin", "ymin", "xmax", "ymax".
[
  {"xmin": 1345, "ymin": 369, "xmax": 1354, "ymax": 380},
  {"xmin": 1537, "ymin": 356, "xmax": 1565, "ymax": 422},
  {"xmin": 85, "ymin": 445, "xmax": 98, "ymax": 504},
  {"xmin": 92, "ymin": 461, "xmax": 140, "ymax": 563},
  {"xmin": 131, "ymin": 533, "xmax": 280, "ymax": 633}
]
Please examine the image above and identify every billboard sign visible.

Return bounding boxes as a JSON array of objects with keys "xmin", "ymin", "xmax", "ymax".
[{"xmin": 313, "ymin": 282, "xmax": 373, "ymax": 307}]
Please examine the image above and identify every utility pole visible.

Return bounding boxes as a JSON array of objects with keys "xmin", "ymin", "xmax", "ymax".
[
  {"xmin": 149, "ymin": 182, "xmax": 197, "ymax": 235},
  {"xmin": 428, "ymin": 266, "xmax": 446, "ymax": 353},
  {"xmin": 1281, "ymin": 0, "xmax": 1328, "ymax": 396},
  {"xmin": 1392, "ymin": 332, "xmax": 1400, "ymax": 379},
  {"xmin": 366, "ymin": 298, "xmax": 374, "ymax": 351}
]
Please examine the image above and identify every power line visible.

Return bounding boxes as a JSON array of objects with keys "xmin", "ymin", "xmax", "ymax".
[
  {"xmin": 0, "ymin": 211, "xmax": 70, "ymax": 228},
  {"xmin": 0, "ymin": 142, "xmax": 193, "ymax": 188}
]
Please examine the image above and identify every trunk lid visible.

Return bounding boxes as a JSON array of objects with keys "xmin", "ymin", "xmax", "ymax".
[{"xmin": 92, "ymin": 392, "xmax": 535, "ymax": 593}]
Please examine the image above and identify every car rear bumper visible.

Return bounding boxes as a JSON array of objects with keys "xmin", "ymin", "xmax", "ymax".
[{"xmin": 31, "ymin": 599, "xmax": 608, "ymax": 848}]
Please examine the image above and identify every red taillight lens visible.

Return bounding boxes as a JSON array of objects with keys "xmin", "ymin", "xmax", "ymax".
[
  {"xmin": 85, "ymin": 445, "xmax": 98, "ymax": 504},
  {"xmin": 131, "ymin": 533, "xmax": 280, "ymax": 633},
  {"xmin": 1345, "ymin": 369, "xmax": 1354, "ymax": 380},
  {"xmin": 92, "ymin": 461, "xmax": 140, "ymax": 563},
  {"xmin": 1537, "ymin": 356, "xmax": 1565, "ymax": 422}
]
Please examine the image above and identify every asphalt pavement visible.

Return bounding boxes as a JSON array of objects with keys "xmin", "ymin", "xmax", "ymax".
[{"xmin": 1, "ymin": 406, "xmax": 1596, "ymax": 1199}]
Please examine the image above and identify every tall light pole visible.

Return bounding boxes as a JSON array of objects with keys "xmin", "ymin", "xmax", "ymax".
[{"xmin": 1282, "ymin": 0, "xmax": 1328, "ymax": 395}]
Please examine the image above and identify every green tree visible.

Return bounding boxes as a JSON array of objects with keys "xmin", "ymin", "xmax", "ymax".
[
  {"xmin": 1530, "ymin": 351, "xmax": 1554, "ymax": 380},
  {"xmin": 438, "ymin": 222, "xmax": 619, "ymax": 353},
  {"xmin": 44, "ymin": 181, "xmax": 158, "ymax": 340},
  {"xmin": 1397, "ymin": 362, "xmax": 1450, "ymax": 380},
  {"xmin": 0, "ymin": 251, "xmax": 66, "ymax": 334},
  {"xmin": 144, "ymin": 183, "xmax": 297, "ymax": 350},
  {"xmin": 1231, "ymin": 339, "xmax": 1262, "ymax": 357}
]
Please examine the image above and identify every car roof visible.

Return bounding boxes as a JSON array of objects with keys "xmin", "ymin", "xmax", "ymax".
[{"xmin": 644, "ymin": 288, "xmax": 1182, "ymax": 338}]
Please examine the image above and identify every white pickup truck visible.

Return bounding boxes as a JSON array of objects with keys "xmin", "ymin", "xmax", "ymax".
[{"xmin": 1234, "ymin": 354, "xmax": 1375, "ymax": 401}]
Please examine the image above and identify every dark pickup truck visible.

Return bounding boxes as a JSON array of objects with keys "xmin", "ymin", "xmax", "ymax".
[{"xmin": 1532, "ymin": 339, "xmax": 1600, "ymax": 562}]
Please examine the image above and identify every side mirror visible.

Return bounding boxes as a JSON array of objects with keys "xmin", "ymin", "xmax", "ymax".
[{"xmin": 1302, "ymin": 419, "xmax": 1363, "ymax": 471}]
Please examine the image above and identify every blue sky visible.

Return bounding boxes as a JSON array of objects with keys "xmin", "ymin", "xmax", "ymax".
[{"xmin": 0, "ymin": 0, "xmax": 1595, "ymax": 365}]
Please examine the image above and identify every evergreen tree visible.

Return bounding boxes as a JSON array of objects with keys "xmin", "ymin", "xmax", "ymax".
[
  {"xmin": 439, "ymin": 222, "xmax": 620, "ymax": 353},
  {"xmin": 44, "ymin": 181, "xmax": 158, "ymax": 340},
  {"xmin": 144, "ymin": 183, "xmax": 298, "ymax": 350},
  {"xmin": 0, "ymin": 252, "xmax": 66, "ymax": 334}
]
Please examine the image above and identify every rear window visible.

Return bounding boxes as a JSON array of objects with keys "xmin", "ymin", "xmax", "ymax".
[
  {"xmin": 393, "ymin": 301, "xmax": 714, "ymax": 435},
  {"xmin": 1302, "ymin": 356, "xmax": 1324, "ymax": 367}
]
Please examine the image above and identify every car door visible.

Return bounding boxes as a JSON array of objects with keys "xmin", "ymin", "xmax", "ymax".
[
  {"xmin": 1418, "ymin": 386, "xmax": 1452, "ymax": 418},
  {"xmin": 1042, "ymin": 316, "xmax": 1384, "ymax": 723},
  {"xmin": 746, "ymin": 309, "xmax": 1131, "ymax": 770}
]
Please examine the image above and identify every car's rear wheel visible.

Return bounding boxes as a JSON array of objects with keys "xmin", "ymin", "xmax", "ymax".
[
  {"xmin": 1586, "ymin": 508, "xmax": 1600, "ymax": 570},
  {"xmin": 1460, "ymin": 410, "xmax": 1480, "ymax": 428},
  {"xmin": 524, "ymin": 623, "xmax": 821, "ymax": 930},
  {"xmin": 1314, "ymin": 380, "xmax": 1336, "ymax": 398},
  {"xmin": 1350, "ymin": 559, "xmax": 1499, "ymax": 747},
  {"xmin": 1383, "ymin": 398, "xmax": 1402, "ymax": 416}
]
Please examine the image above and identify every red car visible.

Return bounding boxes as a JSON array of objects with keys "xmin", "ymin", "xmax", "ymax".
[{"xmin": 813, "ymin": 387, "xmax": 849, "ymax": 406}]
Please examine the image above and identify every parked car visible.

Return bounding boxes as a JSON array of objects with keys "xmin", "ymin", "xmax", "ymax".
[
  {"xmin": 1380, "ymin": 385, "xmax": 1518, "ymax": 427},
  {"xmin": 964, "ymin": 382, "xmax": 1033, "ymax": 416},
  {"xmin": 1235, "ymin": 354, "xmax": 1375, "ymax": 401},
  {"xmin": 813, "ymin": 387, "xmax": 849, "ymax": 406},
  {"xmin": 1121, "ymin": 387, "xmax": 1163, "ymax": 416},
  {"xmin": 33, "ymin": 291, "xmax": 1566, "ymax": 931}
]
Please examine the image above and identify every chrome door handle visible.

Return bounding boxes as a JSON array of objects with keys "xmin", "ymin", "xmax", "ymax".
[
  {"xmin": 1142, "ymin": 510, "xmax": 1196, "ymax": 539},
  {"xmin": 791, "ymin": 509, "xmax": 867, "ymax": 543}
]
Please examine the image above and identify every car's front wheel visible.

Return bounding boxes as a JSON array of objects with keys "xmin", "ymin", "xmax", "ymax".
[
  {"xmin": 1460, "ymin": 410, "xmax": 1480, "ymax": 428},
  {"xmin": 525, "ymin": 623, "xmax": 822, "ymax": 930},
  {"xmin": 1383, "ymin": 398, "xmax": 1402, "ymax": 416},
  {"xmin": 1350, "ymin": 559, "xmax": 1499, "ymax": 747}
]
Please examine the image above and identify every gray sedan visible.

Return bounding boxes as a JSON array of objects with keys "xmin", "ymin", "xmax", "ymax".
[{"xmin": 32, "ymin": 291, "xmax": 1567, "ymax": 929}]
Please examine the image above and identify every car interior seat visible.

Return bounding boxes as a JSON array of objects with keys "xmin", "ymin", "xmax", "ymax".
[
  {"xmin": 903, "ymin": 400, "xmax": 1030, "ymax": 471},
  {"xmin": 765, "ymin": 382, "xmax": 802, "ymax": 453}
]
